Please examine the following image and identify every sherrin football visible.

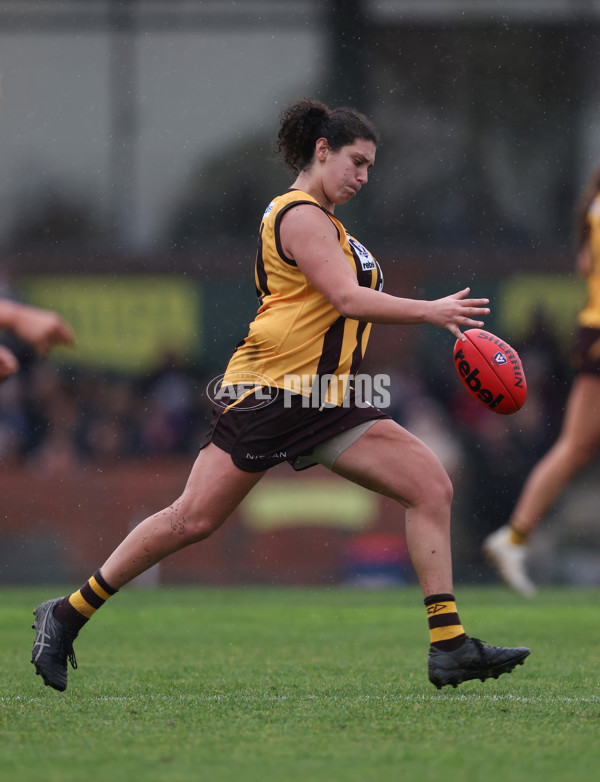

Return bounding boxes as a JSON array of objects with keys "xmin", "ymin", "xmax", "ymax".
[{"xmin": 453, "ymin": 329, "xmax": 527, "ymax": 415}]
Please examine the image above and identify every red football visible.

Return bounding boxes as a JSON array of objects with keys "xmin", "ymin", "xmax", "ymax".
[{"xmin": 453, "ymin": 329, "xmax": 527, "ymax": 415}]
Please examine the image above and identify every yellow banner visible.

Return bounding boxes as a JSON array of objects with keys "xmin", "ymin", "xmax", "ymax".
[
  {"xmin": 241, "ymin": 476, "xmax": 378, "ymax": 531},
  {"xmin": 497, "ymin": 273, "xmax": 585, "ymax": 349},
  {"xmin": 21, "ymin": 275, "xmax": 201, "ymax": 373}
]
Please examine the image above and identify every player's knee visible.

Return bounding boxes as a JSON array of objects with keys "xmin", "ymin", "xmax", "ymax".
[
  {"xmin": 184, "ymin": 511, "xmax": 223, "ymax": 542},
  {"xmin": 400, "ymin": 462, "xmax": 453, "ymax": 513},
  {"xmin": 167, "ymin": 497, "xmax": 222, "ymax": 543},
  {"xmin": 426, "ymin": 468, "xmax": 454, "ymax": 510},
  {"xmin": 185, "ymin": 518, "xmax": 220, "ymax": 543}
]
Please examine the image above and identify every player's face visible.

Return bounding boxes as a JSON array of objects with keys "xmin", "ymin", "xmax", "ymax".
[{"xmin": 323, "ymin": 139, "xmax": 376, "ymax": 205}]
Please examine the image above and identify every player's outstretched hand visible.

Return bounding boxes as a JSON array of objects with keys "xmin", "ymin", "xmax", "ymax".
[
  {"xmin": 427, "ymin": 287, "xmax": 490, "ymax": 341},
  {"xmin": 10, "ymin": 303, "xmax": 75, "ymax": 356},
  {"xmin": 0, "ymin": 345, "xmax": 19, "ymax": 383}
]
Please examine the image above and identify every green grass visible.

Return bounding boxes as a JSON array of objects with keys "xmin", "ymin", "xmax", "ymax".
[{"xmin": 1, "ymin": 586, "xmax": 599, "ymax": 782}]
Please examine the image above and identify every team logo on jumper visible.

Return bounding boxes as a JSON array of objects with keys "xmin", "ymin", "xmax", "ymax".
[
  {"xmin": 491, "ymin": 351, "xmax": 508, "ymax": 366},
  {"xmin": 207, "ymin": 372, "xmax": 279, "ymax": 410},
  {"xmin": 348, "ymin": 236, "xmax": 376, "ymax": 271}
]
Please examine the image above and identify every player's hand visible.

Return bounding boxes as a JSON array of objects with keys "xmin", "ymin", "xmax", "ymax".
[
  {"xmin": 11, "ymin": 304, "xmax": 75, "ymax": 356},
  {"xmin": 428, "ymin": 287, "xmax": 490, "ymax": 341},
  {"xmin": 0, "ymin": 345, "xmax": 19, "ymax": 383}
]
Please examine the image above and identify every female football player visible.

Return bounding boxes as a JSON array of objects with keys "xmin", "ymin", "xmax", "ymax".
[{"xmin": 32, "ymin": 97, "xmax": 529, "ymax": 692}]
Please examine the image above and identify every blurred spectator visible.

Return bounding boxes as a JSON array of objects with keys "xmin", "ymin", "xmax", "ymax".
[
  {"xmin": 23, "ymin": 363, "xmax": 83, "ymax": 475},
  {"xmin": 78, "ymin": 374, "xmax": 142, "ymax": 461},
  {"xmin": 0, "ymin": 355, "xmax": 213, "ymax": 468},
  {"xmin": 138, "ymin": 352, "xmax": 201, "ymax": 455},
  {"xmin": 0, "ymin": 372, "xmax": 27, "ymax": 465}
]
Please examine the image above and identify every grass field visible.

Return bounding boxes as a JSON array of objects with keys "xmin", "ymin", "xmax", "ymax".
[{"xmin": 1, "ymin": 585, "xmax": 598, "ymax": 782}]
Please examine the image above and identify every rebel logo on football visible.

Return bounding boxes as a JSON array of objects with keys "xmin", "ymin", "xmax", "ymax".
[{"xmin": 454, "ymin": 347, "xmax": 505, "ymax": 410}]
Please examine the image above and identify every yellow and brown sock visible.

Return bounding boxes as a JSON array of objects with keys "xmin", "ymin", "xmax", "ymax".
[
  {"xmin": 508, "ymin": 525, "xmax": 528, "ymax": 545},
  {"xmin": 425, "ymin": 593, "xmax": 467, "ymax": 651},
  {"xmin": 53, "ymin": 570, "xmax": 118, "ymax": 631}
]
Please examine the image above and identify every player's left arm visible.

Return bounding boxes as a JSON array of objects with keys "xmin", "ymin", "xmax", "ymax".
[{"xmin": 279, "ymin": 205, "xmax": 489, "ymax": 340}]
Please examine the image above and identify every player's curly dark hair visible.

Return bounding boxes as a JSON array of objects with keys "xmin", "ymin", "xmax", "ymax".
[{"xmin": 274, "ymin": 97, "xmax": 379, "ymax": 174}]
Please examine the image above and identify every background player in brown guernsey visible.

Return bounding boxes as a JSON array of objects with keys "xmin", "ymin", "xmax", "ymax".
[
  {"xmin": 31, "ymin": 97, "xmax": 530, "ymax": 691},
  {"xmin": 484, "ymin": 165, "xmax": 600, "ymax": 596}
]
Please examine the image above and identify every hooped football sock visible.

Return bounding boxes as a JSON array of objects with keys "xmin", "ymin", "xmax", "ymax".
[
  {"xmin": 53, "ymin": 569, "xmax": 118, "ymax": 631},
  {"xmin": 508, "ymin": 525, "xmax": 529, "ymax": 545},
  {"xmin": 425, "ymin": 593, "xmax": 467, "ymax": 651}
]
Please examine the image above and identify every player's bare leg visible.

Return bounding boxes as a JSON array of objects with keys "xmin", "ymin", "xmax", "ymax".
[
  {"xmin": 100, "ymin": 443, "xmax": 266, "ymax": 588},
  {"xmin": 510, "ymin": 374, "xmax": 600, "ymax": 534},
  {"xmin": 332, "ymin": 419, "xmax": 454, "ymax": 596},
  {"xmin": 32, "ymin": 444, "xmax": 265, "ymax": 690},
  {"xmin": 484, "ymin": 373, "xmax": 600, "ymax": 595},
  {"xmin": 332, "ymin": 419, "xmax": 530, "ymax": 688}
]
